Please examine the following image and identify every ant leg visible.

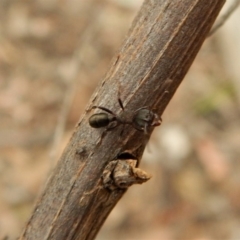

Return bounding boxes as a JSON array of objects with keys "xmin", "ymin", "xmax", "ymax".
[
  {"xmin": 92, "ymin": 106, "xmax": 116, "ymax": 116},
  {"xmin": 97, "ymin": 122, "xmax": 119, "ymax": 146},
  {"xmin": 134, "ymin": 106, "xmax": 148, "ymax": 113},
  {"xmin": 117, "ymin": 87, "xmax": 124, "ymax": 111},
  {"xmin": 143, "ymin": 123, "xmax": 148, "ymax": 135},
  {"xmin": 119, "ymin": 124, "xmax": 125, "ymax": 138}
]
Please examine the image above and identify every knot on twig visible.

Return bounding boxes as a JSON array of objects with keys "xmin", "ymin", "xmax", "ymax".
[{"xmin": 102, "ymin": 152, "xmax": 151, "ymax": 191}]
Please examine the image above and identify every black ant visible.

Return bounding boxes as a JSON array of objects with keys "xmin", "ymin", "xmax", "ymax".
[{"xmin": 89, "ymin": 90, "xmax": 162, "ymax": 139}]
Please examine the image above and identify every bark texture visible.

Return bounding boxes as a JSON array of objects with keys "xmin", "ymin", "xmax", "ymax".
[{"xmin": 19, "ymin": 0, "xmax": 225, "ymax": 239}]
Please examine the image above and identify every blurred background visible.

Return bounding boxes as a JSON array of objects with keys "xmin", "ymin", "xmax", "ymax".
[{"xmin": 1, "ymin": 0, "xmax": 240, "ymax": 239}]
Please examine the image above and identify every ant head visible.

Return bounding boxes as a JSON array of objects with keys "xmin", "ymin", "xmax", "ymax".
[{"xmin": 132, "ymin": 108, "xmax": 162, "ymax": 133}]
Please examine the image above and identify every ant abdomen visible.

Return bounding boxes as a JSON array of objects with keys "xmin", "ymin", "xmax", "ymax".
[{"xmin": 89, "ymin": 113, "xmax": 116, "ymax": 128}]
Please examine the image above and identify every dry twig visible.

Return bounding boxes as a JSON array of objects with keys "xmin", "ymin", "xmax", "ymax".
[{"xmin": 19, "ymin": 0, "xmax": 226, "ymax": 239}]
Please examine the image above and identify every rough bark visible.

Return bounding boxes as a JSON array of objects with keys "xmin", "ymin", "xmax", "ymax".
[{"xmin": 19, "ymin": 0, "xmax": 225, "ymax": 239}]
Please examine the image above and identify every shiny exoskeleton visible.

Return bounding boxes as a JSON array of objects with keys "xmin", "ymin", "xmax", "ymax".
[
  {"xmin": 89, "ymin": 95, "xmax": 161, "ymax": 135},
  {"xmin": 89, "ymin": 112, "xmax": 116, "ymax": 128},
  {"xmin": 89, "ymin": 99, "xmax": 127, "ymax": 132}
]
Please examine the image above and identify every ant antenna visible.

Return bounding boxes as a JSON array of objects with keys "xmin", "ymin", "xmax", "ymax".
[{"xmin": 117, "ymin": 84, "xmax": 124, "ymax": 111}]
